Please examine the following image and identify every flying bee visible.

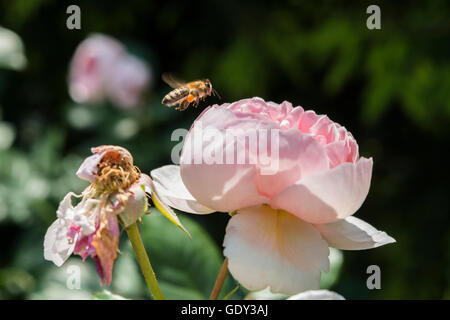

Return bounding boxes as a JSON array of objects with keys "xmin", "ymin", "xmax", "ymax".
[{"xmin": 161, "ymin": 73, "xmax": 220, "ymax": 111}]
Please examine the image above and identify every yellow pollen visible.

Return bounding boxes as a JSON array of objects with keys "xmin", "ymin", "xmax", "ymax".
[{"xmin": 186, "ymin": 94, "xmax": 195, "ymax": 103}]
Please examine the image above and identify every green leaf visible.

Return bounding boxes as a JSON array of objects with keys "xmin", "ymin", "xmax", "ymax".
[
  {"xmin": 92, "ymin": 290, "xmax": 128, "ymax": 300},
  {"xmin": 150, "ymin": 186, "xmax": 191, "ymax": 239},
  {"xmin": 223, "ymin": 285, "xmax": 240, "ymax": 300},
  {"xmin": 137, "ymin": 210, "xmax": 244, "ymax": 300}
]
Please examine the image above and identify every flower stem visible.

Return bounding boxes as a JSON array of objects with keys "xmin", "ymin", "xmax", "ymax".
[
  {"xmin": 209, "ymin": 257, "xmax": 229, "ymax": 300},
  {"xmin": 126, "ymin": 222, "xmax": 165, "ymax": 300}
]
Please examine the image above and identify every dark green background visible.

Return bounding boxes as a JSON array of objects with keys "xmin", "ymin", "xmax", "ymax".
[{"xmin": 0, "ymin": 0, "xmax": 449, "ymax": 299}]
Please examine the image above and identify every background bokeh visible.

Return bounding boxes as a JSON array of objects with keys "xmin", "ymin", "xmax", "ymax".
[{"xmin": 0, "ymin": 0, "xmax": 449, "ymax": 299}]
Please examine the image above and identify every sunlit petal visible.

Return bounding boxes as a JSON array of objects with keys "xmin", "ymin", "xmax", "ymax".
[
  {"xmin": 151, "ymin": 165, "xmax": 215, "ymax": 214},
  {"xmin": 314, "ymin": 216, "xmax": 396, "ymax": 250},
  {"xmin": 224, "ymin": 205, "xmax": 330, "ymax": 294}
]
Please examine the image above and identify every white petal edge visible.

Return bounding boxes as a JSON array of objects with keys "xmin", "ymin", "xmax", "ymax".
[
  {"xmin": 138, "ymin": 173, "xmax": 191, "ymax": 239},
  {"xmin": 224, "ymin": 205, "xmax": 330, "ymax": 295},
  {"xmin": 150, "ymin": 183, "xmax": 192, "ymax": 239},
  {"xmin": 119, "ymin": 183, "xmax": 148, "ymax": 228},
  {"xmin": 44, "ymin": 193, "xmax": 78, "ymax": 266},
  {"xmin": 288, "ymin": 290, "xmax": 345, "ymax": 300},
  {"xmin": 139, "ymin": 173, "xmax": 191, "ymax": 238},
  {"xmin": 314, "ymin": 216, "xmax": 396, "ymax": 250},
  {"xmin": 150, "ymin": 165, "xmax": 215, "ymax": 214},
  {"xmin": 76, "ymin": 152, "xmax": 105, "ymax": 182}
]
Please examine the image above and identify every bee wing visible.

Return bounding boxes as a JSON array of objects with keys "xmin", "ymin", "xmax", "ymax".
[{"xmin": 162, "ymin": 73, "xmax": 187, "ymax": 89}]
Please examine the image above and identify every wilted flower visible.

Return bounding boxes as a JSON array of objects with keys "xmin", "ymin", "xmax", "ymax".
[
  {"xmin": 69, "ymin": 34, "xmax": 151, "ymax": 109},
  {"xmin": 151, "ymin": 97, "xmax": 395, "ymax": 294},
  {"xmin": 44, "ymin": 145, "xmax": 186, "ymax": 285}
]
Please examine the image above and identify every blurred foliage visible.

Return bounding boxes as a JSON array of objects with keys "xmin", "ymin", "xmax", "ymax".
[
  {"xmin": 0, "ymin": 0, "xmax": 449, "ymax": 299},
  {"xmin": 139, "ymin": 211, "xmax": 245, "ymax": 300},
  {"xmin": 0, "ymin": 26, "xmax": 27, "ymax": 70}
]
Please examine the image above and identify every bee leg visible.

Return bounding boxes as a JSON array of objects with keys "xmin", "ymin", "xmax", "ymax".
[
  {"xmin": 178, "ymin": 100, "xmax": 189, "ymax": 111},
  {"xmin": 191, "ymin": 91, "xmax": 200, "ymax": 108},
  {"xmin": 184, "ymin": 93, "xmax": 196, "ymax": 108}
]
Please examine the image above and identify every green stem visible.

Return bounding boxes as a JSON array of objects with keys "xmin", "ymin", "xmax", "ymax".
[
  {"xmin": 222, "ymin": 285, "xmax": 240, "ymax": 300},
  {"xmin": 126, "ymin": 222, "xmax": 165, "ymax": 300},
  {"xmin": 209, "ymin": 257, "xmax": 229, "ymax": 300}
]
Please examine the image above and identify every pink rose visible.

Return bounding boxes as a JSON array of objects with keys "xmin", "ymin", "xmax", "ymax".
[
  {"xmin": 151, "ymin": 97, "xmax": 395, "ymax": 294},
  {"xmin": 69, "ymin": 34, "xmax": 151, "ymax": 109}
]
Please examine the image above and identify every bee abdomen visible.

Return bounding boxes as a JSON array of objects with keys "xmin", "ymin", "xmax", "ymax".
[{"xmin": 162, "ymin": 87, "xmax": 189, "ymax": 106}]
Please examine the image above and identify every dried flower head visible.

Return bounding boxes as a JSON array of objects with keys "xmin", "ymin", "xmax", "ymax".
[
  {"xmin": 91, "ymin": 145, "xmax": 140, "ymax": 194},
  {"xmin": 44, "ymin": 145, "xmax": 190, "ymax": 285},
  {"xmin": 45, "ymin": 146, "xmax": 148, "ymax": 284}
]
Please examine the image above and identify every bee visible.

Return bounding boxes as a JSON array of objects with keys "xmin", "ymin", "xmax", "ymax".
[{"xmin": 161, "ymin": 74, "xmax": 219, "ymax": 111}]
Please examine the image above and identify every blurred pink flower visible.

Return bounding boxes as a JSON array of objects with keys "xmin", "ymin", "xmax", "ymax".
[
  {"xmin": 105, "ymin": 55, "xmax": 150, "ymax": 109},
  {"xmin": 151, "ymin": 97, "xmax": 395, "ymax": 294},
  {"xmin": 69, "ymin": 34, "xmax": 151, "ymax": 109}
]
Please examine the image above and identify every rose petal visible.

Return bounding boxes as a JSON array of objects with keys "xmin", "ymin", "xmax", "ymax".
[
  {"xmin": 253, "ymin": 126, "xmax": 329, "ymax": 198},
  {"xmin": 314, "ymin": 216, "xmax": 396, "ymax": 250},
  {"xmin": 150, "ymin": 165, "xmax": 215, "ymax": 214},
  {"xmin": 181, "ymin": 162, "xmax": 268, "ymax": 213},
  {"xmin": 270, "ymin": 157, "xmax": 373, "ymax": 224},
  {"xmin": 138, "ymin": 173, "xmax": 153, "ymax": 194},
  {"xmin": 180, "ymin": 103, "xmax": 329, "ymax": 210},
  {"xmin": 76, "ymin": 152, "xmax": 104, "ymax": 182},
  {"xmin": 44, "ymin": 219, "xmax": 75, "ymax": 267},
  {"xmin": 244, "ymin": 287, "xmax": 288, "ymax": 300},
  {"xmin": 134, "ymin": 173, "xmax": 191, "ymax": 237},
  {"xmin": 180, "ymin": 107, "xmax": 269, "ymax": 212},
  {"xmin": 118, "ymin": 182, "xmax": 148, "ymax": 228},
  {"xmin": 288, "ymin": 290, "xmax": 345, "ymax": 300},
  {"xmin": 44, "ymin": 193, "xmax": 78, "ymax": 266},
  {"xmin": 74, "ymin": 233, "xmax": 96, "ymax": 261},
  {"xmin": 149, "ymin": 181, "xmax": 192, "ymax": 239},
  {"xmin": 91, "ymin": 213, "xmax": 120, "ymax": 285},
  {"xmin": 223, "ymin": 205, "xmax": 330, "ymax": 295}
]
